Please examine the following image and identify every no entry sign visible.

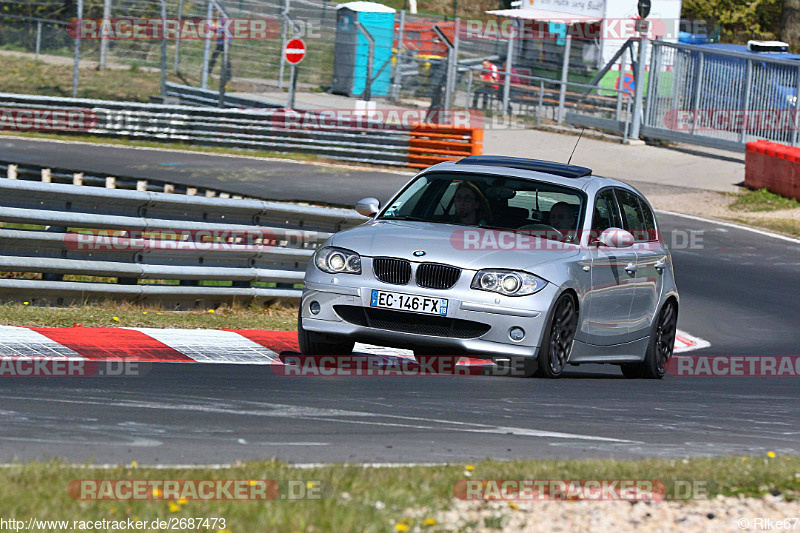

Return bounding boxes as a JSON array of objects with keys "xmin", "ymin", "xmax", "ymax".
[{"xmin": 284, "ymin": 38, "xmax": 306, "ymax": 65}]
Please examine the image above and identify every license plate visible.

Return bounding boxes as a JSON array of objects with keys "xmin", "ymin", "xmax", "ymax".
[{"xmin": 370, "ymin": 290, "xmax": 448, "ymax": 316}]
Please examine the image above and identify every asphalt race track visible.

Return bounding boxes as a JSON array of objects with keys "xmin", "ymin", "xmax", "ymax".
[{"xmin": 0, "ymin": 139, "xmax": 799, "ymax": 464}]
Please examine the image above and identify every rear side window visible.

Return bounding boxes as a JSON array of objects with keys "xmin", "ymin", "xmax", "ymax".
[
  {"xmin": 637, "ymin": 197, "xmax": 658, "ymax": 241},
  {"xmin": 592, "ymin": 189, "xmax": 621, "ymax": 233},
  {"xmin": 615, "ymin": 189, "xmax": 650, "ymax": 242}
]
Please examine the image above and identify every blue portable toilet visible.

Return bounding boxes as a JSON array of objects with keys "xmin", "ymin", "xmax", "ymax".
[{"xmin": 332, "ymin": 2, "xmax": 396, "ymax": 98}]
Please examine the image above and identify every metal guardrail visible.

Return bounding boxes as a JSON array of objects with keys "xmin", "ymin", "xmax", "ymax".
[
  {"xmin": 163, "ymin": 83, "xmax": 285, "ymax": 109},
  {"xmin": 1, "ymin": 160, "xmax": 249, "ymax": 198},
  {"xmin": 0, "ymin": 178, "xmax": 367, "ymax": 307},
  {"xmin": 0, "ymin": 92, "xmax": 411, "ymax": 166}
]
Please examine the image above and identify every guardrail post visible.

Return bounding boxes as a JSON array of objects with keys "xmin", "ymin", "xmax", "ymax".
[
  {"xmin": 630, "ymin": 36, "xmax": 648, "ymax": 140},
  {"xmin": 72, "ymin": 0, "xmax": 83, "ymax": 97},
  {"xmin": 616, "ymin": 51, "xmax": 628, "ymax": 122},
  {"xmin": 187, "ymin": 187, "xmax": 198, "ymax": 196},
  {"xmin": 43, "ymin": 225, "xmax": 67, "ymax": 282},
  {"xmin": 201, "ymin": 0, "xmax": 214, "ymax": 90},
  {"xmin": 41, "ymin": 169, "xmax": 51, "ymax": 183},
  {"xmin": 690, "ymin": 51, "xmax": 704, "ymax": 135},
  {"xmin": 558, "ymin": 32, "xmax": 572, "ymax": 125},
  {"xmin": 7, "ymin": 164, "xmax": 17, "ymax": 180},
  {"xmin": 740, "ymin": 59, "xmax": 754, "ymax": 144},
  {"xmin": 105, "ymin": 176, "xmax": 116, "ymax": 189},
  {"xmin": 174, "ymin": 0, "xmax": 184, "ymax": 73},
  {"xmin": 793, "ymin": 66, "xmax": 800, "ymax": 146},
  {"xmin": 136, "ymin": 180, "xmax": 148, "ymax": 192},
  {"xmin": 36, "ymin": 21, "xmax": 42, "ymax": 61},
  {"xmin": 160, "ymin": 0, "xmax": 168, "ymax": 97},
  {"xmin": 502, "ymin": 19, "xmax": 516, "ymax": 116},
  {"xmin": 73, "ymin": 172, "xmax": 83, "ymax": 186},
  {"xmin": 164, "ymin": 183, "xmax": 175, "ymax": 193}
]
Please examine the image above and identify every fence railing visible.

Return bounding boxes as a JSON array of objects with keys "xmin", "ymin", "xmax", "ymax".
[
  {"xmin": 643, "ymin": 40, "xmax": 800, "ymax": 151},
  {"xmin": 0, "ymin": 177, "xmax": 367, "ymax": 307}
]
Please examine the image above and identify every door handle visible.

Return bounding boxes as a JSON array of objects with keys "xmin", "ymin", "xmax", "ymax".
[
  {"xmin": 625, "ymin": 263, "xmax": 638, "ymax": 275},
  {"xmin": 654, "ymin": 260, "xmax": 667, "ymax": 274}
]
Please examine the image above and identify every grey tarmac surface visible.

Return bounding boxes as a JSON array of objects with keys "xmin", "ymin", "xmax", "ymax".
[
  {"xmin": 0, "ymin": 141, "xmax": 798, "ymax": 464},
  {"xmin": 0, "ymin": 137, "xmax": 412, "ymax": 205}
]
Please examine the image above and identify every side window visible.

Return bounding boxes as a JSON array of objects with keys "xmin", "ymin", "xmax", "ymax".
[
  {"xmin": 637, "ymin": 197, "xmax": 658, "ymax": 241},
  {"xmin": 615, "ymin": 189, "xmax": 648, "ymax": 242},
  {"xmin": 592, "ymin": 189, "xmax": 621, "ymax": 233}
]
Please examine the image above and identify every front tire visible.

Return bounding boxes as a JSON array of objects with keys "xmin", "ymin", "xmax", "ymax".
[
  {"xmin": 536, "ymin": 293, "xmax": 578, "ymax": 378},
  {"xmin": 297, "ymin": 310, "xmax": 354, "ymax": 356}
]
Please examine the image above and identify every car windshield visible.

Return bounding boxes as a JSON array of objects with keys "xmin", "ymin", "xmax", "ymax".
[{"xmin": 379, "ymin": 172, "xmax": 586, "ymax": 242}]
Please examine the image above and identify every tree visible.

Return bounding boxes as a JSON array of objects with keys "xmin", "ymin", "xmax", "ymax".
[{"xmin": 783, "ymin": 0, "xmax": 800, "ymax": 45}]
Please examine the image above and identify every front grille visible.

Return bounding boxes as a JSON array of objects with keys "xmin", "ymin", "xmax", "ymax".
[
  {"xmin": 416, "ymin": 263, "xmax": 461, "ymax": 289},
  {"xmin": 373, "ymin": 257, "xmax": 411, "ymax": 285},
  {"xmin": 334, "ymin": 305, "xmax": 491, "ymax": 339}
]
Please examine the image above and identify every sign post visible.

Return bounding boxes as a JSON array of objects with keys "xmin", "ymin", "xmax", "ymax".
[{"xmin": 284, "ymin": 38, "xmax": 306, "ymax": 109}]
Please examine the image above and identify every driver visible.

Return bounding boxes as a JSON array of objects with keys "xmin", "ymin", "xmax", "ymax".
[{"xmin": 452, "ymin": 182, "xmax": 492, "ymax": 226}]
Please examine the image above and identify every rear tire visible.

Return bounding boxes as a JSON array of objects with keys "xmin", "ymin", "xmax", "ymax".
[
  {"xmin": 536, "ymin": 293, "xmax": 578, "ymax": 379},
  {"xmin": 621, "ymin": 301, "xmax": 678, "ymax": 379},
  {"xmin": 297, "ymin": 310, "xmax": 354, "ymax": 356}
]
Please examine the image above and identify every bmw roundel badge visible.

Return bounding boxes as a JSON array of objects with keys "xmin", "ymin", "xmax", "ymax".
[{"xmin": 413, "ymin": 250, "xmax": 426, "ymax": 257}]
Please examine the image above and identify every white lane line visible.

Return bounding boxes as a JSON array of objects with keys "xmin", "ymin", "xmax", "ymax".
[
  {"xmin": 674, "ymin": 329, "xmax": 711, "ymax": 354},
  {"xmin": 125, "ymin": 328, "xmax": 278, "ymax": 364},
  {"xmin": 656, "ymin": 209, "xmax": 800, "ymax": 244},
  {"xmin": 0, "ymin": 325, "xmax": 84, "ymax": 359},
  {"xmin": 0, "ymin": 462, "xmax": 449, "ymax": 469}
]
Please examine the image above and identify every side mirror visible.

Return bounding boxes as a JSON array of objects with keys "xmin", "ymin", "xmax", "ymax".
[
  {"xmin": 355, "ymin": 197, "xmax": 380, "ymax": 217},
  {"xmin": 595, "ymin": 227, "xmax": 635, "ymax": 248}
]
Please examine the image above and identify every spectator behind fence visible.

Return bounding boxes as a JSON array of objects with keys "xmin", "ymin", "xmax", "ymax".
[
  {"xmin": 207, "ymin": 18, "xmax": 232, "ymax": 80},
  {"xmin": 471, "ymin": 60, "xmax": 499, "ymax": 110}
]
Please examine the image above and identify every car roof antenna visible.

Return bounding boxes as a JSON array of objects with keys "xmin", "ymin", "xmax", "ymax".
[{"xmin": 567, "ymin": 129, "xmax": 585, "ymax": 165}]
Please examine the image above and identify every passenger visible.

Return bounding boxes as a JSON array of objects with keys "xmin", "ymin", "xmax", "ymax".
[
  {"xmin": 548, "ymin": 202, "xmax": 579, "ymax": 238},
  {"xmin": 452, "ymin": 182, "xmax": 493, "ymax": 226}
]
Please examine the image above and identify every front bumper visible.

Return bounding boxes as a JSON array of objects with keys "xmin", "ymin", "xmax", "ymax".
[{"xmin": 300, "ymin": 263, "xmax": 559, "ymax": 360}]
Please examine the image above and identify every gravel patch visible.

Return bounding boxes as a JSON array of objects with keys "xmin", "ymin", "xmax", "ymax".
[{"xmin": 408, "ymin": 494, "xmax": 800, "ymax": 532}]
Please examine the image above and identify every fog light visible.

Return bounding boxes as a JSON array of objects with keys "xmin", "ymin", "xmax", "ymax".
[
  {"xmin": 509, "ymin": 327, "xmax": 525, "ymax": 342},
  {"xmin": 310, "ymin": 301, "xmax": 321, "ymax": 315}
]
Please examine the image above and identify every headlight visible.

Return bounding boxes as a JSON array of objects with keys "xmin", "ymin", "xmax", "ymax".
[
  {"xmin": 314, "ymin": 247, "xmax": 362, "ymax": 275},
  {"xmin": 471, "ymin": 269, "xmax": 547, "ymax": 296}
]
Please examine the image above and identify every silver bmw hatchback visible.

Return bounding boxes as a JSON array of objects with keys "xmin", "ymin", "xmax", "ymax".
[{"xmin": 298, "ymin": 156, "xmax": 679, "ymax": 379}]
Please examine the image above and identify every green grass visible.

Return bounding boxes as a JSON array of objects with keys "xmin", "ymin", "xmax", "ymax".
[
  {"xmin": 0, "ymin": 301, "xmax": 298, "ymax": 330},
  {"xmin": 726, "ymin": 217, "xmax": 800, "ymax": 238},
  {"xmin": 729, "ymin": 188, "xmax": 800, "ymax": 212},
  {"xmin": 0, "ymin": 54, "xmax": 254, "ymax": 102},
  {"xmin": 0, "ymin": 455, "xmax": 796, "ymax": 532}
]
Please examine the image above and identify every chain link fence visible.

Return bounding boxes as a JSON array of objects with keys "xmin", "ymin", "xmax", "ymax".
[{"xmin": 1, "ymin": 1, "xmax": 635, "ymax": 133}]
